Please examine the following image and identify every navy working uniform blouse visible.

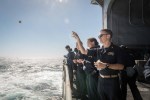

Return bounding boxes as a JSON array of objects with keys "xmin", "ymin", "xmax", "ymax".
[{"xmin": 87, "ymin": 43, "xmax": 124, "ymax": 76}]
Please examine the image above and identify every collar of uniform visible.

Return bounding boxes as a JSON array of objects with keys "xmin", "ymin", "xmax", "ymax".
[
  {"xmin": 101, "ymin": 43, "xmax": 114, "ymax": 54},
  {"xmin": 102, "ymin": 43, "xmax": 114, "ymax": 49}
]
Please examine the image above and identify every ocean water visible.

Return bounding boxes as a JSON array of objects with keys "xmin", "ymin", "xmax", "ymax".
[{"xmin": 0, "ymin": 57, "xmax": 63, "ymax": 100}]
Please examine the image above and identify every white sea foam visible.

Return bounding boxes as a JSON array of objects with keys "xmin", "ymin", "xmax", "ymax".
[{"xmin": 0, "ymin": 58, "xmax": 63, "ymax": 100}]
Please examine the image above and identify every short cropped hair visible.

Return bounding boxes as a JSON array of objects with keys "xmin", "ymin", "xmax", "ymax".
[
  {"xmin": 65, "ymin": 45, "xmax": 70, "ymax": 49},
  {"xmin": 101, "ymin": 29, "xmax": 113, "ymax": 38},
  {"xmin": 88, "ymin": 37, "xmax": 99, "ymax": 46}
]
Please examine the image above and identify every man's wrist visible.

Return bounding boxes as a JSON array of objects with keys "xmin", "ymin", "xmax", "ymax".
[{"xmin": 105, "ymin": 63, "xmax": 109, "ymax": 68}]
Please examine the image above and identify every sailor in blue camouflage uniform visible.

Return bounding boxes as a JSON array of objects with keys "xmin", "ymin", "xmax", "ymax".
[
  {"xmin": 64, "ymin": 45, "xmax": 75, "ymax": 90},
  {"xmin": 144, "ymin": 57, "xmax": 150, "ymax": 82},
  {"xmin": 82, "ymin": 38, "xmax": 100, "ymax": 100},
  {"xmin": 73, "ymin": 43, "xmax": 87, "ymax": 100}
]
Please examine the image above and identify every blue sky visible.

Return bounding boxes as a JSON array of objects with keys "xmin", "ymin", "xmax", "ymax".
[{"xmin": 0, "ymin": 0, "xmax": 102, "ymax": 58}]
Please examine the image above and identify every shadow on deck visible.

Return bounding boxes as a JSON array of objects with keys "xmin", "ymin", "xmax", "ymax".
[{"xmin": 127, "ymin": 82, "xmax": 150, "ymax": 100}]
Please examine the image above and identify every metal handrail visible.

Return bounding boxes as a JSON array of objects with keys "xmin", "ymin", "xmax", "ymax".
[{"xmin": 62, "ymin": 59, "xmax": 72, "ymax": 100}]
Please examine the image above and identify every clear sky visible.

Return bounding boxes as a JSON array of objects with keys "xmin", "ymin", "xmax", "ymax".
[{"xmin": 0, "ymin": 0, "xmax": 102, "ymax": 59}]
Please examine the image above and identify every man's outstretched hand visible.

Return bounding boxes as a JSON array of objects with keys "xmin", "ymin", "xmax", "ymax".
[{"xmin": 72, "ymin": 31, "xmax": 80, "ymax": 41}]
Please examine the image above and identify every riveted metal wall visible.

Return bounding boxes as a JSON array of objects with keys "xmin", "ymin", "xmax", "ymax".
[{"xmin": 107, "ymin": 0, "xmax": 150, "ymax": 59}]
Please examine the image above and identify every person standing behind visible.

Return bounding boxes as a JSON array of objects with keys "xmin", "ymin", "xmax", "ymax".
[
  {"xmin": 120, "ymin": 45, "xmax": 143, "ymax": 100},
  {"xmin": 72, "ymin": 29, "xmax": 124, "ymax": 100}
]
